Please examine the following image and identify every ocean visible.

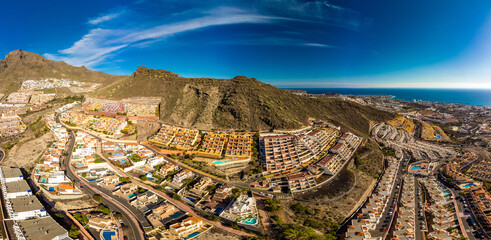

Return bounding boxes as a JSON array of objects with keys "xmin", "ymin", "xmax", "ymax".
[{"xmin": 284, "ymin": 88, "xmax": 491, "ymax": 107}]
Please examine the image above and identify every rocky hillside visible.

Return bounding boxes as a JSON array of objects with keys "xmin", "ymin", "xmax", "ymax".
[
  {"xmin": 0, "ymin": 50, "xmax": 124, "ymax": 93},
  {"xmin": 95, "ymin": 66, "xmax": 395, "ymax": 134}
]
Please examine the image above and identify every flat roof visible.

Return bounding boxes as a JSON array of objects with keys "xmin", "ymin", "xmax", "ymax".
[
  {"xmin": 10, "ymin": 195, "xmax": 44, "ymax": 213},
  {"xmin": 5, "ymin": 181, "xmax": 31, "ymax": 193},
  {"xmin": 17, "ymin": 217, "xmax": 68, "ymax": 240},
  {"xmin": 1, "ymin": 167, "xmax": 23, "ymax": 179}
]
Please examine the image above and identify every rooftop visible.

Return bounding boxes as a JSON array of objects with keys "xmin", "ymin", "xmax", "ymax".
[{"xmin": 17, "ymin": 217, "xmax": 68, "ymax": 240}]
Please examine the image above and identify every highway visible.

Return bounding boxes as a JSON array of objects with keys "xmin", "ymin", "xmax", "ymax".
[{"xmin": 62, "ymin": 131, "xmax": 145, "ymax": 240}]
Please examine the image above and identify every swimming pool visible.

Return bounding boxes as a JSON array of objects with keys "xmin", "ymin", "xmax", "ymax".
[
  {"xmin": 214, "ymin": 207, "xmax": 224, "ymax": 214},
  {"xmin": 410, "ymin": 166, "xmax": 421, "ymax": 171},
  {"xmin": 212, "ymin": 160, "xmax": 229, "ymax": 165},
  {"xmin": 187, "ymin": 231, "xmax": 200, "ymax": 238},
  {"xmin": 462, "ymin": 183, "xmax": 475, "ymax": 189},
  {"xmin": 186, "ymin": 197, "xmax": 196, "ymax": 202},
  {"xmin": 128, "ymin": 193, "xmax": 137, "ymax": 198},
  {"xmin": 170, "ymin": 211, "xmax": 183, "ymax": 219},
  {"xmin": 241, "ymin": 218, "xmax": 258, "ymax": 225},
  {"xmin": 102, "ymin": 231, "xmax": 116, "ymax": 240}
]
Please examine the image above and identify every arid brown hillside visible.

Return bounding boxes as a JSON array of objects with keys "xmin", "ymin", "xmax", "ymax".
[
  {"xmin": 95, "ymin": 66, "xmax": 395, "ymax": 134},
  {"xmin": 0, "ymin": 50, "xmax": 125, "ymax": 93}
]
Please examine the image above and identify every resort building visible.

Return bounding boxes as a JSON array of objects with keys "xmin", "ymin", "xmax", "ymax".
[
  {"xmin": 466, "ymin": 185, "xmax": 491, "ymax": 236},
  {"xmin": 315, "ymin": 153, "xmax": 344, "ymax": 175},
  {"xmin": 0, "ymin": 166, "xmax": 24, "ymax": 182},
  {"xmin": 286, "ymin": 172, "xmax": 317, "ymax": 193},
  {"xmin": 225, "ymin": 132, "xmax": 253, "ymax": 160},
  {"xmin": 98, "ymin": 174, "xmax": 122, "ymax": 191},
  {"xmin": 393, "ymin": 175, "xmax": 416, "ymax": 240},
  {"xmin": 131, "ymin": 191, "xmax": 159, "ymax": 213},
  {"xmin": 6, "ymin": 92, "xmax": 31, "ymax": 104},
  {"xmin": 261, "ymin": 134, "xmax": 301, "ymax": 173},
  {"xmin": 169, "ymin": 216, "xmax": 203, "ymax": 238},
  {"xmin": 419, "ymin": 177, "xmax": 457, "ymax": 239},
  {"xmin": 171, "ymin": 169, "xmax": 194, "ymax": 188},
  {"xmin": 8, "ymin": 195, "xmax": 47, "ymax": 220},
  {"xmin": 4, "ymin": 181, "xmax": 32, "ymax": 199},
  {"xmin": 344, "ymin": 157, "xmax": 400, "ymax": 239},
  {"xmin": 220, "ymin": 195, "xmax": 259, "ymax": 228},
  {"xmin": 149, "ymin": 124, "xmax": 178, "ymax": 146},
  {"xmin": 88, "ymin": 214, "xmax": 113, "ymax": 230},
  {"xmin": 158, "ymin": 162, "xmax": 179, "ymax": 177},
  {"xmin": 189, "ymin": 177, "xmax": 212, "ymax": 197},
  {"xmin": 197, "ymin": 132, "xmax": 227, "ymax": 158},
  {"xmin": 171, "ymin": 128, "xmax": 199, "ymax": 150},
  {"xmin": 0, "ymin": 115, "xmax": 27, "ymax": 137},
  {"xmin": 15, "ymin": 217, "xmax": 70, "ymax": 240}
]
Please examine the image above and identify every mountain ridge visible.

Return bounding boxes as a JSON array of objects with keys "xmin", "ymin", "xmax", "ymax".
[
  {"xmin": 0, "ymin": 50, "xmax": 395, "ymax": 134},
  {"xmin": 95, "ymin": 66, "xmax": 396, "ymax": 134},
  {"xmin": 0, "ymin": 49, "xmax": 125, "ymax": 93}
]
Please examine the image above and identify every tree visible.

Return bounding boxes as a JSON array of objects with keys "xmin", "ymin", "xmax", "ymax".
[
  {"xmin": 119, "ymin": 177, "xmax": 131, "ymax": 183},
  {"xmin": 93, "ymin": 194, "xmax": 102, "ymax": 202},
  {"xmin": 231, "ymin": 188, "xmax": 242, "ymax": 198},
  {"xmin": 69, "ymin": 226, "xmax": 80, "ymax": 239},
  {"xmin": 270, "ymin": 215, "xmax": 281, "ymax": 223},
  {"xmin": 354, "ymin": 154, "xmax": 362, "ymax": 167},
  {"xmin": 265, "ymin": 198, "xmax": 282, "ymax": 212},
  {"xmin": 172, "ymin": 193, "xmax": 181, "ymax": 201}
]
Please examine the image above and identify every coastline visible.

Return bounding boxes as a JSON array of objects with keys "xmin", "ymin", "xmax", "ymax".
[{"xmin": 283, "ymin": 88, "xmax": 491, "ymax": 107}]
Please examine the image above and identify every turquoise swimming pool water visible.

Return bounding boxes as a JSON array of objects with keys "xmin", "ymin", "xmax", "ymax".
[
  {"xmin": 170, "ymin": 211, "xmax": 183, "ymax": 219},
  {"xmin": 462, "ymin": 183, "xmax": 475, "ymax": 189},
  {"xmin": 212, "ymin": 160, "xmax": 229, "ymax": 164},
  {"xmin": 410, "ymin": 166, "xmax": 421, "ymax": 171},
  {"xmin": 102, "ymin": 231, "xmax": 116, "ymax": 240},
  {"xmin": 187, "ymin": 231, "xmax": 200, "ymax": 238},
  {"xmin": 128, "ymin": 193, "xmax": 137, "ymax": 198},
  {"xmin": 241, "ymin": 218, "xmax": 257, "ymax": 225}
]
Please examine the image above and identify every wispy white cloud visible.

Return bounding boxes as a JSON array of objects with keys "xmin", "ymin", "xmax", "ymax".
[
  {"xmin": 301, "ymin": 43, "xmax": 335, "ymax": 48},
  {"xmin": 250, "ymin": 0, "xmax": 372, "ymax": 31},
  {"xmin": 88, "ymin": 11, "xmax": 124, "ymax": 25},
  {"xmin": 45, "ymin": 7, "xmax": 279, "ymax": 67}
]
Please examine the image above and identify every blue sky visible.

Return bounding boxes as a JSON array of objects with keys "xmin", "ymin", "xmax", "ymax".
[{"xmin": 1, "ymin": 0, "xmax": 491, "ymax": 88}]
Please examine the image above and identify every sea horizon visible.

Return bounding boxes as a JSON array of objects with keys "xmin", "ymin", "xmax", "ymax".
[{"xmin": 282, "ymin": 88, "xmax": 491, "ymax": 107}]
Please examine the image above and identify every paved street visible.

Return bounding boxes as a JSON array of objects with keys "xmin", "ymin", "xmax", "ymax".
[
  {"xmin": 62, "ymin": 131, "xmax": 145, "ymax": 240},
  {"xmin": 413, "ymin": 178, "xmax": 425, "ymax": 240},
  {"xmin": 436, "ymin": 175, "xmax": 477, "ymax": 240},
  {"xmin": 370, "ymin": 154, "xmax": 406, "ymax": 238}
]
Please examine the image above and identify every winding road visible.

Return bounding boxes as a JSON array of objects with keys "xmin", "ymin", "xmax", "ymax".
[
  {"xmin": 63, "ymin": 132, "xmax": 145, "ymax": 240},
  {"xmin": 58, "ymin": 115, "xmax": 254, "ymax": 238}
]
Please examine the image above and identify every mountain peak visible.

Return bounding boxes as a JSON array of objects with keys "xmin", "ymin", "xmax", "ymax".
[
  {"xmin": 5, "ymin": 49, "xmax": 42, "ymax": 60},
  {"xmin": 0, "ymin": 49, "xmax": 125, "ymax": 93}
]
